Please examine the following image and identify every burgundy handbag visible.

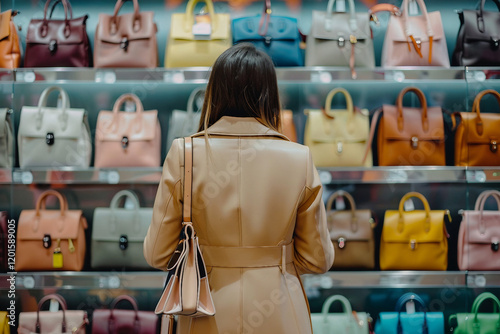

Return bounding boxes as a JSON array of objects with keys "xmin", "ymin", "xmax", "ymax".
[
  {"xmin": 25, "ymin": 0, "xmax": 92, "ymax": 67},
  {"xmin": 92, "ymin": 295, "xmax": 159, "ymax": 334},
  {"xmin": 0, "ymin": 212, "xmax": 7, "ymax": 272}
]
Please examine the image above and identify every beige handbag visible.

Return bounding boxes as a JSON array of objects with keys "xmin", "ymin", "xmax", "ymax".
[
  {"xmin": 91, "ymin": 190, "xmax": 152, "ymax": 269},
  {"xmin": 304, "ymin": 88, "xmax": 372, "ymax": 167},
  {"xmin": 381, "ymin": 0, "xmax": 449, "ymax": 67},
  {"xmin": 18, "ymin": 86, "xmax": 92, "ymax": 168},
  {"xmin": 165, "ymin": 0, "xmax": 231, "ymax": 68},
  {"xmin": 0, "ymin": 109, "xmax": 12, "ymax": 168},
  {"xmin": 95, "ymin": 93, "xmax": 161, "ymax": 168},
  {"xmin": 94, "ymin": 0, "xmax": 158, "ymax": 68}
]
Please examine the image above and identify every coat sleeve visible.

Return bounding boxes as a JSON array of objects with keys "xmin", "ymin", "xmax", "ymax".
[
  {"xmin": 143, "ymin": 139, "xmax": 184, "ymax": 270},
  {"xmin": 293, "ymin": 148, "xmax": 334, "ymax": 275}
]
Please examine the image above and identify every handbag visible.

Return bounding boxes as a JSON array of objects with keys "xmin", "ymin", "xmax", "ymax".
[
  {"xmin": 450, "ymin": 292, "xmax": 500, "ymax": 334},
  {"xmin": 92, "ymin": 295, "xmax": 158, "ymax": 334},
  {"xmin": 365, "ymin": 86, "xmax": 445, "ymax": 166},
  {"xmin": 165, "ymin": 0, "xmax": 231, "ymax": 68},
  {"xmin": 280, "ymin": 110, "xmax": 297, "ymax": 142},
  {"xmin": 0, "ymin": 109, "xmax": 12, "ymax": 168},
  {"xmin": 25, "ymin": 0, "xmax": 91, "ymax": 67},
  {"xmin": 304, "ymin": 87, "xmax": 371, "ymax": 167},
  {"xmin": 454, "ymin": 89, "xmax": 500, "ymax": 166},
  {"xmin": 18, "ymin": 294, "xmax": 88, "ymax": 334},
  {"xmin": 91, "ymin": 190, "xmax": 153, "ymax": 270},
  {"xmin": 155, "ymin": 137, "xmax": 215, "ymax": 324},
  {"xmin": 95, "ymin": 93, "xmax": 161, "ymax": 168},
  {"xmin": 166, "ymin": 87, "xmax": 204, "ymax": 153},
  {"xmin": 0, "ymin": 8, "xmax": 20, "ymax": 69},
  {"xmin": 379, "ymin": 192, "xmax": 449, "ymax": 271},
  {"xmin": 232, "ymin": 0, "xmax": 303, "ymax": 67},
  {"xmin": 0, "ymin": 311, "xmax": 8, "ymax": 334},
  {"xmin": 326, "ymin": 190, "xmax": 375, "ymax": 269},
  {"xmin": 0, "ymin": 212, "xmax": 7, "ymax": 272},
  {"xmin": 452, "ymin": 0, "xmax": 500, "ymax": 66},
  {"xmin": 95, "ymin": 0, "xmax": 158, "ymax": 68},
  {"xmin": 15, "ymin": 190, "xmax": 88, "ymax": 271},
  {"xmin": 311, "ymin": 295, "xmax": 369, "ymax": 334},
  {"xmin": 457, "ymin": 190, "xmax": 500, "ymax": 271},
  {"xmin": 18, "ymin": 86, "xmax": 92, "ymax": 168},
  {"xmin": 375, "ymin": 292, "xmax": 445, "ymax": 334},
  {"xmin": 306, "ymin": 0, "xmax": 375, "ymax": 79},
  {"xmin": 382, "ymin": 0, "xmax": 450, "ymax": 67}
]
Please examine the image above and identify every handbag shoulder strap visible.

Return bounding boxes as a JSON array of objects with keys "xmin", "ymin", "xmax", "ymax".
[
  {"xmin": 183, "ymin": 137, "xmax": 193, "ymax": 223},
  {"xmin": 361, "ymin": 107, "xmax": 382, "ymax": 165},
  {"xmin": 369, "ymin": 3, "xmax": 401, "ymax": 24}
]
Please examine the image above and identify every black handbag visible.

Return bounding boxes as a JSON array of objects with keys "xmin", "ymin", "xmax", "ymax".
[{"xmin": 452, "ymin": 0, "xmax": 500, "ymax": 66}]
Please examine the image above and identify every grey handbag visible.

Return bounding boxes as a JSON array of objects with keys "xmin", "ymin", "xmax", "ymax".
[
  {"xmin": 91, "ymin": 190, "xmax": 152, "ymax": 269},
  {"xmin": 305, "ymin": 0, "xmax": 375, "ymax": 79},
  {"xmin": 0, "ymin": 109, "xmax": 13, "ymax": 168},
  {"xmin": 166, "ymin": 87, "xmax": 204, "ymax": 152},
  {"xmin": 17, "ymin": 86, "xmax": 91, "ymax": 168}
]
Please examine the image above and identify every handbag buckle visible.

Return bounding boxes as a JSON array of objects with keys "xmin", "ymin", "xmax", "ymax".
[
  {"xmin": 492, "ymin": 242, "xmax": 499, "ymax": 252},
  {"xmin": 411, "ymin": 136, "xmax": 419, "ymax": 149},
  {"xmin": 120, "ymin": 37, "xmax": 129, "ymax": 52},
  {"xmin": 490, "ymin": 37, "xmax": 500, "ymax": 50},
  {"xmin": 338, "ymin": 237, "xmax": 346, "ymax": 249},
  {"xmin": 121, "ymin": 136, "xmax": 129, "ymax": 149},
  {"xmin": 264, "ymin": 36, "xmax": 272, "ymax": 46},
  {"xmin": 119, "ymin": 235, "xmax": 128, "ymax": 250},
  {"xmin": 49, "ymin": 40, "xmax": 57, "ymax": 54},
  {"xmin": 338, "ymin": 36, "xmax": 345, "ymax": 48},
  {"xmin": 46, "ymin": 132, "xmax": 55, "ymax": 146},
  {"xmin": 337, "ymin": 141, "xmax": 343, "ymax": 153},
  {"xmin": 490, "ymin": 140, "xmax": 498, "ymax": 153},
  {"xmin": 350, "ymin": 35, "xmax": 357, "ymax": 44},
  {"xmin": 410, "ymin": 239, "xmax": 417, "ymax": 250},
  {"xmin": 43, "ymin": 234, "xmax": 52, "ymax": 249}
]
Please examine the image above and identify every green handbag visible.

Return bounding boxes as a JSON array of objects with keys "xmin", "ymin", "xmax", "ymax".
[{"xmin": 450, "ymin": 292, "xmax": 500, "ymax": 333}]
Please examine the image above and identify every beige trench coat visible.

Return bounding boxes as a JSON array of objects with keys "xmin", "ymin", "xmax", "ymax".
[{"xmin": 144, "ymin": 116, "xmax": 334, "ymax": 334}]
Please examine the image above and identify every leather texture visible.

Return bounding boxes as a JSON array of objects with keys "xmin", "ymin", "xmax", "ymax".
[
  {"xmin": 144, "ymin": 116, "xmax": 334, "ymax": 334},
  {"xmin": 0, "ymin": 212, "xmax": 7, "ymax": 272},
  {"xmin": 280, "ymin": 110, "xmax": 297, "ymax": 142},
  {"xmin": 0, "ymin": 10, "xmax": 21, "ymax": 69},
  {"xmin": 18, "ymin": 86, "xmax": 91, "ymax": 168},
  {"xmin": 455, "ymin": 89, "xmax": 500, "ymax": 166},
  {"xmin": 25, "ymin": 0, "xmax": 91, "ymax": 67},
  {"xmin": 382, "ymin": 0, "xmax": 450, "ymax": 67},
  {"xmin": 304, "ymin": 88, "xmax": 372, "ymax": 167},
  {"xmin": 95, "ymin": 93, "xmax": 161, "ymax": 167},
  {"xmin": 94, "ymin": 0, "xmax": 158, "ymax": 68},
  {"xmin": 15, "ymin": 190, "xmax": 88, "ymax": 271},
  {"xmin": 91, "ymin": 190, "xmax": 152, "ymax": 269},
  {"xmin": 165, "ymin": 0, "xmax": 231, "ymax": 68},
  {"xmin": 458, "ymin": 190, "xmax": 500, "ymax": 271},
  {"xmin": 451, "ymin": 292, "xmax": 500, "ymax": 334},
  {"xmin": 311, "ymin": 295, "xmax": 369, "ymax": 334},
  {"xmin": 0, "ymin": 311, "xmax": 9, "ymax": 334},
  {"xmin": 92, "ymin": 295, "xmax": 159, "ymax": 334},
  {"xmin": 326, "ymin": 190, "xmax": 375, "ymax": 269},
  {"xmin": 166, "ymin": 87, "xmax": 204, "ymax": 152},
  {"xmin": 0, "ymin": 109, "xmax": 12, "ymax": 168},
  {"xmin": 380, "ymin": 192, "xmax": 448, "ymax": 271},
  {"xmin": 452, "ymin": 0, "xmax": 500, "ymax": 66},
  {"xmin": 18, "ymin": 294, "xmax": 88, "ymax": 334},
  {"xmin": 376, "ymin": 87, "xmax": 445, "ymax": 166}
]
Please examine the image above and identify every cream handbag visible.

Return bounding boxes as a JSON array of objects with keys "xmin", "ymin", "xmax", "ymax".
[
  {"xmin": 18, "ymin": 86, "xmax": 91, "ymax": 168},
  {"xmin": 304, "ymin": 88, "xmax": 372, "ymax": 167},
  {"xmin": 165, "ymin": 0, "xmax": 231, "ymax": 68},
  {"xmin": 0, "ymin": 109, "xmax": 12, "ymax": 168}
]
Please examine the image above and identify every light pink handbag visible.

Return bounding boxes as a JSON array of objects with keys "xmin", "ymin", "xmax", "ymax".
[
  {"xmin": 95, "ymin": 93, "xmax": 161, "ymax": 167},
  {"xmin": 381, "ymin": 0, "xmax": 449, "ymax": 67},
  {"xmin": 458, "ymin": 190, "xmax": 500, "ymax": 271}
]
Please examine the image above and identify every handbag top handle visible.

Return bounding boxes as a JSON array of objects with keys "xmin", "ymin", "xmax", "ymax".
[
  {"xmin": 395, "ymin": 293, "xmax": 429, "ymax": 334},
  {"xmin": 42, "ymin": 0, "xmax": 70, "ymax": 23},
  {"xmin": 326, "ymin": 0, "xmax": 357, "ymax": 31},
  {"xmin": 48, "ymin": 0, "xmax": 73, "ymax": 20},
  {"xmin": 185, "ymin": 0, "xmax": 217, "ymax": 32},
  {"xmin": 471, "ymin": 89, "xmax": 500, "ymax": 136},
  {"xmin": 110, "ymin": 189, "xmax": 141, "ymax": 209},
  {"xmin": 108, "ymin": 93, "xmax": 146, "ymax": 132},
  {"xmin": 258, "ymin": 0, "xmax": 272, "ymax": 36},
  {"xmin": 321, "ymin": 295, "xmax": 353, "ymax": 316},
  {"xmin": 396, "ymin": 86, "xmax": 429, "ymax": 132},
  {"xmin": 36, "ymin": 294, "xmax": 69, "ymax": 333},
  {"xmin": 326, "ymin": 190, "xmax": 360, "ymax": 233},
  {"xmin": 109, "ymin": 295, "xmax": 141, "ymax": 331},
  {"xmin": 36, "ymin": 86, "xmax": 71, "ymax": 130},
  {"xmin": 401, "ymin": 0, "xmax": 434, "ymax": 63},
  {"xmin": 187, "ymin": 87, "xmax": 206, "ymax": 114},
  {"xmin": 324, "ymin": 88, "xmax": 354, "ymax": 118},
  {"xmin": 474, "ymin": 189, "xmax": 500, "ymax": 211},
  {"xmin": 471, "ymin": 292, "xmax": 500, "ymax": 324},
  {"xmin": 36, "ymin": 189, "xmax": 68, "ymax": 218},
  {"xmin": 476, "ymin": 190, "xmax": 500, "ymax": 234},
  {"xmin": 477, "ymin": 0, "xmax": 500, "ymax": 33},
  {"xmin": 112, "ymin": 0, "xmax": 140, "ymax": 21},
  {"xmin": 397, "ymin": 192, "xmax": 431, "ymax": 233}
]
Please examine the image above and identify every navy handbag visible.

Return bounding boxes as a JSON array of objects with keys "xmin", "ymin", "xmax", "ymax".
[
  {"xmin": 231, "ymin": 0, "xmax": 304, "ymax": 67},
  {"xmin": 375, "ymin": 293, "xmax": 445, "ymax": 334}
]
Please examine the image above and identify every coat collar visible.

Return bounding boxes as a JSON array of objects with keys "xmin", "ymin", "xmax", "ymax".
[{"xmin": 192, "ymin": 116, "xmax": 290, "ymax": 141}]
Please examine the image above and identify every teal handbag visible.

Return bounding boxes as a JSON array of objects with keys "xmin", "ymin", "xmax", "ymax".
[{"xmin": 450, "ymin": 292, "xmax": 500, "ymax": 333}]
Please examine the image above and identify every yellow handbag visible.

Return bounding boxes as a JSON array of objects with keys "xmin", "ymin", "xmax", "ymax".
[
  {"xmin": 165, "ymin": 0, "xmax": 231, "ymax": 68},
  {"xmin": 380, "ymin": 192, "xmax": 449, "ymax": 271},
  {"xmin": 304, "ymin": 88, "xmax": 372, "ymax": 167},
  {"xmin": 0, "ymin": 311, "xmax": 10, "ymax": 334}
]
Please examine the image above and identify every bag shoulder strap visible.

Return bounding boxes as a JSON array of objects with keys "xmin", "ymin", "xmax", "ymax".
[
  {"xmin": 183, "ymin": 137, "xmax": 193, "ymax": 223},
  {"xmin": 362, "ymin": 107, "xmax": 382, "ymax": 164}
]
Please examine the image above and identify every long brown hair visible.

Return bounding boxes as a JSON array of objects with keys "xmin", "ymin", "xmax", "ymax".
[{"xmin": 198, "ymin": 43, "xmax": 281, "ymax": 132}]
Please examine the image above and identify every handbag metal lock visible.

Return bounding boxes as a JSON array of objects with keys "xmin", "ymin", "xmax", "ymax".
[
  {"xmin": 119, "ymin": 234, "xmax": 128, "ymax": 250},
  {"xmin": 121, "ymin": 136, "xmax": 129, "ymax": 149},
  {"xmin": 410, "ymin": 239, "xmax": 417, "ymax": 250},
  {"xmin": 490, "ymin": 139, "xmax": 498, "ymax": 153},
  {"xmin": 338, "ymin": 36, "xmax": 346, "ymax": 48},
  {"xmin": 120, "ymin": 37, "xmax": 129, "ymax": 52},
  {"xmin": 338, "ymin": 237, "xmax": 346, "ymax": 249},
  {"xmin": 46, "ymin": 132, "xmax": 55, "ymax": 146},
  {"xmin": 492, "ymin": 241, "xmax": 499, "ymax": 252},
  {"xmin": 490, "ymin": 37, "xmax": 500, "ymax": 50},
  {"xmin": 43, "ymin": 234, "xmax": 52, "ymax": 249},
  {"xmin": 48, "ymin": 40, "xmax": 57, "ymax": 54},
  {"xmin": 337, "ymin": 141, "xmax": 343, "ymax": 154},
  {"xmin": 264, "ymin": 36, "xmax": 272, "ymax": 46},
  {"xmin": 411, "ymin": 137, "xmax": 419, "ymax": 149}
]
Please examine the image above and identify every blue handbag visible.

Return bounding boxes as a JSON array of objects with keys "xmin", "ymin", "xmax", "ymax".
[
  {"xmin": 375, "ymin": 293, "xmax": 445, "ymax": 334},
  {"xmin": 231, "ymin": 0, "xmax": 304, "ymax": 67}
]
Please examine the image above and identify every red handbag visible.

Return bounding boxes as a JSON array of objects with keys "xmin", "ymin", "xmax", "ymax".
[{"xmin": 92, "ymin": 295, "xmax": 159, "ymax": 334}]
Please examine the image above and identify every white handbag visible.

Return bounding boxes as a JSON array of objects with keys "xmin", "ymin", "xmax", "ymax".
[
  {"xmin": 18, "ymin": 86, "xmax": 91, "ymax": 168},
  {"xmin": 0, "ymin": 109, "xmax": 13, "ymax": 168},
  {"xmin": 311, "ymin": 295, "xmax": 369, "ymax": 334}
]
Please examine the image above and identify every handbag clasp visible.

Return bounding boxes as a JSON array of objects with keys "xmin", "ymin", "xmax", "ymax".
[
  {"xmin": 264, "ymin": 36, "xmax": 272, "ymax": 46},
  {"xmin": 120, "ymin": 37, "xmax": 129, "ymax": 52},
  {"xmin": 121, "ymin": 136, "xmax": 129, "ymax": 149},
  {"xmin": 492, "ymin": 241, "xmax": 499, "ymax": 252},
  {"xmin": 338, "ymin": 36, "xmax": 345, "ymax": 48},
  {"xmin": 46, "ymin": 132, "xmax": 55, "ymax": 146},
  {"xmin": 49, "ymin": 40, "xmax": 57, "ymax": 54},
  {"xmin": 490, "ymin": 140, "xmax": 498, "ymax": 153},
  {"xmin": 337, "ymin": 141, "xmax": 343, "ymax": 153},
  {"xmin": 411, "ymin": 136, "xmax": 419, "ymax": 149},
  {"xmin": 119, "ymin": 235, "xmax": 128, "ymax": 250},
  {"xmin": 43, "ymin": 234, "xmax": 52, "ymax": 249},
  {"xmin": 338, "ymin": 237, "xmax": 346, "ymax": 249},
  {"xmin": 490, "ymin": 37, "xmax": 500, "ymax": 50},
  {"xmin": 410, "ymin": 239, "xmax": 417, "ymax": 250}
]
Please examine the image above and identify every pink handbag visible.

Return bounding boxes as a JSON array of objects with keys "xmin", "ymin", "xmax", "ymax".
[
  {"xmin": 381, "ymin": 0, "xmax": 449, "ymax": 67},
  {"xmin": 458, "ymin": 190, "xmax": 500, "ymax": 271},
  {"xmin": 95, "ymin": 93, "xmax": 161, "ymax": 167}
]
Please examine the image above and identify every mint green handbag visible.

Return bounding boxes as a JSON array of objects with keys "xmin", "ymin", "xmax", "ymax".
[{"xmin": 450, "ymin": 292, "xmax": 500, "ymax": 333}]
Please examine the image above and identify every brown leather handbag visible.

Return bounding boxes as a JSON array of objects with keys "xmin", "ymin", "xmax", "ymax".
[
  {"xmin": 25, "ymin": 0, "xmax": 92, "ymax": 67},
  {"xmin": 326, "ymin": 190, "xmax": 375, "ymax": 269},
  {"xmin": 364, "ymin": 87, "xmax": 446, "ymax": 166},
  {"xmin": 455, "ymin": 89, "xmax": 500, "ymax": 166},
  {"xmin": 15, "ymin": 190, "xmax": 88, "ymax": 271},
  {"xmin": 0, "ymin": 9, "xmax": 21, "ymax": 69},
  {"xmin": 94, "ymin": 0, "xmax": 158, "ymax": 68}
]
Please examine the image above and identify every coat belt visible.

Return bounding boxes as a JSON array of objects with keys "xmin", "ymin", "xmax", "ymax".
[{"xmin": 201, "ymin": 241, "xmax": 294, "ymax": 274}]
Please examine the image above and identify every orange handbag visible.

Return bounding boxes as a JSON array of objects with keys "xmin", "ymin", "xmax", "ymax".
[
  {"xmin": 0, "ymin": 9, "xmax": 21, "ymax": 69},
  {"xmin": 15, "ymin": 190, "xmax": 88, "ymax": 271},
  {"xmin": 280, "ymin": 110, "xmax": 297, "ymax": 142}
]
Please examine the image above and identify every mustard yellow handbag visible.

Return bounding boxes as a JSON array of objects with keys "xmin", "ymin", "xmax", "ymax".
[
  {"xmin": 380, "ymin": 192, "xmax": 449, "ymax": 271},
  {"xmin": 165, "ymin": 0, "xmax": 231, "ymax": 68},
  {"xmin": 0, "ymin": 311, "xmax": 9, "ymax": 334}
]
